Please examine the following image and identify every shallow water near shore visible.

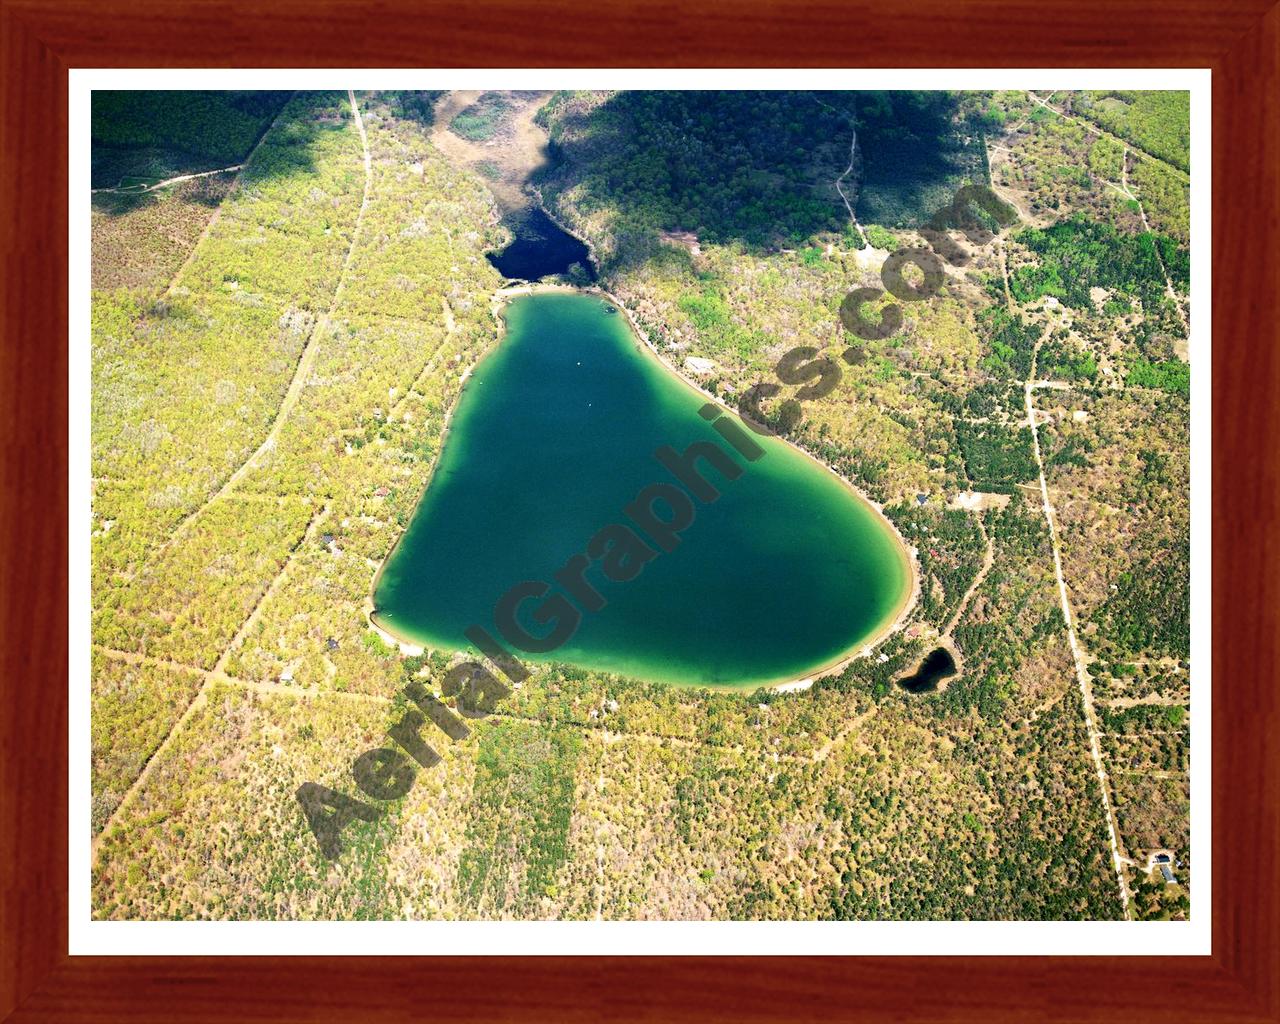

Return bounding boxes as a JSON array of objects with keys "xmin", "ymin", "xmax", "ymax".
[{"xmin": 373, "ymin": 292, "xmax": 910, "ymax": 688}]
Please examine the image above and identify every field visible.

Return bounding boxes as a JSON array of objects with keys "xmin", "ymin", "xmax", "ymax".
[
  {"xmin": 448, "ymin": 92, "xmax": 512, "ymax": 142},
  {"xmin": 90, "ymin": 89, "xmax": 1192, "ymax": 922}
]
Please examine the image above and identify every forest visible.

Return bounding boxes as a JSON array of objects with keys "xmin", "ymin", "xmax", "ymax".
[
  {"xmin": 535, "ymin": 90, "xmax": 988, "ymax": 261},
  {"xmin": 92, "ymin": 90, "xmax": 287, "ymax": 188},
  {"xmin": 1010, "ymin": 215, "xmax": 1187, "ymax": 312},
  {"xmin": 843, "ymin": 90, "xmax": 989, "ymax": 227},
  {"xmin": 1073, "ymin": 91, "xmax": 1191, "ymax": 172}
]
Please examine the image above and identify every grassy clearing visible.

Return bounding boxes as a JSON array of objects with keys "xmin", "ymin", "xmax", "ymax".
[{"xmin": 448, "ymin": 93, "xmax": 511, "ymax": 142}]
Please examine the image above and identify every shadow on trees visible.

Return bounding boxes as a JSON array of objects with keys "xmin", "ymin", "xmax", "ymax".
[
  {"xmin": 90, "ymin": 90, "xmax": 347, "ymax": 216},
  {"xmin": 534, "ymin": 90, "xmax": 988, "ymax": 270},
  {"xmin": 376, "ymin": 91, "xmax": 446, "ymax": 130},
  {"xmin": 851, "ymin": 91, "xmax": 988, "ymax": 227}
]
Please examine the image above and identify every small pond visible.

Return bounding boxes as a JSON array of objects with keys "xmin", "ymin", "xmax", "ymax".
[
  {"xmin": 486, "ymin": 207, "xmax": 595, "ymax": 282},
  {"xmin": 896, "ymin": 646, "xmax": 957, "ymax": 693}
]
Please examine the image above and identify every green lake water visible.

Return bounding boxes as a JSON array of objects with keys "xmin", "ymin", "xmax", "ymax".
[{"xmin": 372, "ymin": 292, "xmax": 910, "ymax": 688}]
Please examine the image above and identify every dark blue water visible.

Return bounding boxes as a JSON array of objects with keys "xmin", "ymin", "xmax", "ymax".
[
  {"xmin": 897, "ymin": 647, "xmax": 957, "ymax": 693},
  {"xmin": 487, "ymin": 208, "xmax": 595, "ymax": 282}
]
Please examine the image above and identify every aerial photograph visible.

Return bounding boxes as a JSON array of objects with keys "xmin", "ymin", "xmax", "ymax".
[{"xmin": 88, "ymin": 86, "xmax": 1192, "ymax": 922}]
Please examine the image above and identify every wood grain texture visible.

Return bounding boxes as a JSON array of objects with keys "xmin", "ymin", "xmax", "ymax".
[{"xmin": 1, "ymin": 1, "xmax": 1276, "ymax": 1020}]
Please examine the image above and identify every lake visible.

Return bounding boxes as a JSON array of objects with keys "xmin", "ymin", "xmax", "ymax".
[{"xmin": 372, "ymin": 292, "xmax": 911, "ymax": 689}]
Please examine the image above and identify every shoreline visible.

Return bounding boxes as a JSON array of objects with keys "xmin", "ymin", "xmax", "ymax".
[
  {"xmin": 365, "ymin": 290, "xmax": 518, "ymax": 639},
  {"xmin": 368, "ymin": 279, "xmax": 920, "ymax": 694},
  {"xmin": 579, "ymin": 285, "xmax": 921, "ymax": 691}
]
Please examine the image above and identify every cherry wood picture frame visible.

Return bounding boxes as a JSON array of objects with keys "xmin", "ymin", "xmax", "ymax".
[{"xmin": 2, "ymin": 1, "xmax": 1276, "ymax": 1020}]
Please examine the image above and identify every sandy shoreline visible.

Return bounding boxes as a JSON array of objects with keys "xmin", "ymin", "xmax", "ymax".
[
  {"xmin": 365, "ymin": 291, "xmax": 519, "ymax": 645},
  {"xmin": 579, "ymin": 285, "xmax": 921, "ymax": 692},
  {"xmin": 368, "ymin": 279, "xmax": 921, "ymax": 694}
]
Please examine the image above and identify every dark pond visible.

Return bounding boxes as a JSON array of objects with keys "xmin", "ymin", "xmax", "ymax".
[
  {"xmin": 486, "ymin": 207, "xmax": 595, "ymax": 282},
  {"xmin": 896, "ymin": 646, "xmax": 957, "ymax": 693}
]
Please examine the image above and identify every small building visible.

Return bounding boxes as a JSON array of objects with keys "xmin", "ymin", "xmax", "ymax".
[
  {"xmin": 1160, "ymin": 864, "xmax": 1177, "ymax": 884},
  {"xmin": 326, "ymin": 637, "xmax": 339, "ymax": 652},
  {"xmin": 915, "ymin": 493, "xmax": 928, "ymax": 506}
]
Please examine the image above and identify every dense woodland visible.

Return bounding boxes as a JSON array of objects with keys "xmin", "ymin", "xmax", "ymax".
[
  {"xmin": 535, "ymin": 90, "xmax": 987, "ymax": 261},
  {"xmin": 1073, "ymin": 91, "xmax": 1191, "ymax": 172},
  {"xmin": 91, "ymin": 88, "xmax": 1191, "ymax": 922},
  {"xmin": 92, "ymin": 90, "xmax": 288, "ymax": 188}
]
